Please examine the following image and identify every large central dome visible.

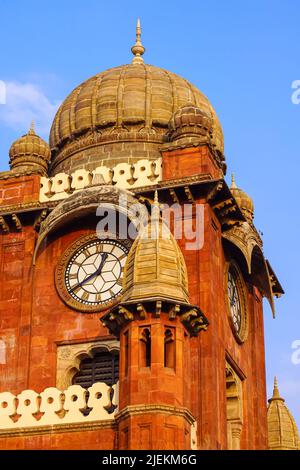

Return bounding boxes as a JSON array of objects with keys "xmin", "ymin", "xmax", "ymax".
[{"xmin": 49, "ymin": 24, "xmax": 224, "ymax": 175}]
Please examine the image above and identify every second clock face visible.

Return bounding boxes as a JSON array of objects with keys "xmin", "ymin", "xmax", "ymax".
[
  {"xmin": 226, "ymin": 262, "xmax": 247, "ymax": 343},
  {"xmin": 63, "ymin": 239, "xmax": 128, "ymax": 309},
  {"xmin": 227, "ymin": 268, "xmax": 242, "ymax": 334}
]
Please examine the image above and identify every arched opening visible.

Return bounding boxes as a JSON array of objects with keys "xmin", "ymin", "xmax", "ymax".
[
  {"xmin": 164, "ymin": 328, "xmax": 175, "ymax": 369},
  {"xmin": 226, "ymin": 364, "xmax": 243, "ymax": 450},
  {"xmin": 139, "ymin": 328, "xmax": 151, "ymax": 368}
]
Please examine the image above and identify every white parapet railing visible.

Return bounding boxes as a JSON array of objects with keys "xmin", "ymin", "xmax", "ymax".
[
  {"xmin": 40, "ymin": 158, "xmax": 162, "ymax": 203},
  {"xmin": 0, "ymin": 382, "xmax": 118, "ymax": 431}
]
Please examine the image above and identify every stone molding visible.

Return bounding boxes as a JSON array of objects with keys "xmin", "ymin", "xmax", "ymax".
[
  {"xmin": 0, "ymin": 419, "xmax": 116, "ymax": 438},
  {"xmin": 102, "ymin": 299, "xmax": 209, "ymax": 338},
  {"xmin": 115, "ymin": 404, "xmax": 196, "ymax": 425}
]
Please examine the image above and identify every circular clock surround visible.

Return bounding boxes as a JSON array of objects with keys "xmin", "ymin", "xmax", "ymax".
[
  {"xmin": 226, "ymin": 261, "xmax": 248, "ymax": 343},
  {"xmin": 55, "ymin": 234, "xmax": 131, "ymax": 312}
]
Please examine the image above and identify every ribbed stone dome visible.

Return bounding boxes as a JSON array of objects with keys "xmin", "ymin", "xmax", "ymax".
[
  {"xmin": 122, "ymin": 200, "xmax": 189, "ymax": 304},
  {"xmin": 9, "ymin": 123, "xmax": 51, "ymax": 175},
  {"xmin": 49, "ymin": 63, "xmax": 224, "ymax": 175},
  {"xmin": 230, "ymin": 174, "xmax": 254, "ymax": 222},
  {"xmin": 168, "ymin": 103, "xmax": 213, "ymax": 141},
  {"xmin": 268, "ymin": 378, "xmax": 300, "ymax": 450}
]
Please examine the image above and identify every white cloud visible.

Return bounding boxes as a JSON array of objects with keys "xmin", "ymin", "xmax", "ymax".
[{"xmin": 0, "ymin": 81, "xmax": 61, "ymax": 138}]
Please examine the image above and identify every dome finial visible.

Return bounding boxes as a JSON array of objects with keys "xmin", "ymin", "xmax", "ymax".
[
  {"xmin": 131, "ymin": 17, "xmax": 145, "ymax": 64},
  {"xmin": 231, "ymin": 172, "xmax": 237, "ymax": 189},
  {"xmin": 29, "ymin": 119, "xmax": 35, "ymax": 135},
  {"xmin": 272, "ymin": 376, "xmax": 281, "ymax": 400},
  {"xmin": 152, "ymin": 190, "xmax": 160, "ymax": 221}
]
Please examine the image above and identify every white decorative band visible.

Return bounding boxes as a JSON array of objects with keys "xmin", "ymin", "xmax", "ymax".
[
  {"xmin": 40, "ymin": 158, "xmax": 162, "ymax": 202},
  {"xmin": 0, "ymin": 382, "xmax": 119, "ymax": 431}
]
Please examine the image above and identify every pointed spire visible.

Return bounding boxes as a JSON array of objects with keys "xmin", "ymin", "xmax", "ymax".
[
  {"xmin": 273, "ymin": 376, "xmax": 281, "ymax": 399},
  {"xmin": 231, "ymin": 172, "xmax": 237, "ymax": 189},
  {"xmin": 131, "ymin": 18, "xmax": 145, "ymax": 64},
  {"xmin": 28, "ymin": 120, "xmax": 35, "ymax": 135},
  {"xmin": 152, "ymin": 190, "xmax": 160, "ymax": 222},
  {"xmin": 269, "ymin": 376, "xmax": 284, "ymax": 402}
]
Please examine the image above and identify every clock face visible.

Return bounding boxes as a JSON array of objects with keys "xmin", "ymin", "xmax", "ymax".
[
  {"xmin": 226, "ymin": 262, "xmax": 247, "ymax": 343},
  {"xmin": 227, "ymin": 269, "xmax": 242, "ymax": 334},
  {"xmin": 56, "ymin": 236, "xmax": 130, "ymax": 312}
]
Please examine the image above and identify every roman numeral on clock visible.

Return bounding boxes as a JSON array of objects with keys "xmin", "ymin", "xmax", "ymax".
[{"xmin": 81, "ymin": 292, "xmax": 90, "ymax": 301}]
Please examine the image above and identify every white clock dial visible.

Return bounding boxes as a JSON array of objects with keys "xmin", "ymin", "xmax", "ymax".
[{"xmin": 65, "ymin": 239, "xmax": 128, "ymax": 307}]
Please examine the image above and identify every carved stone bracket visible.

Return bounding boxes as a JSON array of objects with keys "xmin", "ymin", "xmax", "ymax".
[
  {"xmin": 11, "ymin": 213, "xmax": 22, "ymax": 231},
  {"xmin": 0, "ymin": 216, "xmax": 9, "ymax": 233},
  {"xmin": 101, "ymin": 298, "xmax": 209, "ymax": 338}
]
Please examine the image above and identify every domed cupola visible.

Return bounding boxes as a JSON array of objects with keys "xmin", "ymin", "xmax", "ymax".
[
  {"xmin": 230, "ymin": 174, "xmax": 254, "ymax": 222},
  {"xmin": 9, "ymin": 122, "xmax": 51, "ymax": 175},
  {"xmin": 168, "ymin": 103, "xmax": 213, "ymax": 143},
  {"xmin": 122, "ymin": 193, "xmax": 189, "ymax": 304},
  {"xmin": 102, "ymin": 192, "xmax": 209, "ymax": 338},
  {"xmin": 49, "ymin": 21, "xmax": 224, "ymax": 176}
]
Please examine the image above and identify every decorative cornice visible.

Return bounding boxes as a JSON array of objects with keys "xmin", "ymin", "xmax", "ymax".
[
  {"xmin": 0, "ymin": 168, "xmax": 44, "ymax": 180},
  {"xmin": 0, "ymin": 201, "xmax": 43, "ymax": 216},
  {"xmin": 101, "ymin": 298, "xmax": 208, "ymax": 338}
]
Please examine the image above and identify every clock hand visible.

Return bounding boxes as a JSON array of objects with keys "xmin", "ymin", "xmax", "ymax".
[{"xmin": 71, "ymin": 253, "xmax": 109, "ymax": 291}]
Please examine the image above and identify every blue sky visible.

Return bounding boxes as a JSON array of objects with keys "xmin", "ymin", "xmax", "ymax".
[{"xmin": 0, "ymin": 0, "xmax": 299, "ymax": 426}]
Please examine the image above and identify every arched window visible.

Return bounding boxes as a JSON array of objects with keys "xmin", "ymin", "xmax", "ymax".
[
  {"xmin": 226, "ymin": 363, "xmax": 243, "ymax": 449},
  {"xmin": 164, "ymin": 328, "xmax": 175, "ymax": 369},
  {"xmin": 139, "ymin": 328, "xmax": 151, "ymax": 368},
  {"xmin": 72, "ymin": 350, "xmax": 119, "ymax": 388}
]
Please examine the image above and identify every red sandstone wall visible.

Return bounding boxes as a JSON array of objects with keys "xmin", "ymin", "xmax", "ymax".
[
  {"xmin": 175, "ymin": 202, "xmax": 267, "ymax": 450},
  {"xmin": 0, "ymin": 428, "xmax": 116, "ymax": 450},
  {"xmin": 0, "ymin": 148, "xmax": 268, "ymax": 449},
  {"xmin": 162, "ymin": 146, "xmax": 222, "ymax": 181}
]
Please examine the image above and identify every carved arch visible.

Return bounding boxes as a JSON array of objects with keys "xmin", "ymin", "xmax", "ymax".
[
  {"xmin": 56, "ymin": 339, "xmax": 119, "ymax": 390},
  {"xmin": 222, "ymin": 222, "xmax": 275, "ymax": 316},
  {"xmin": 33, "ymin": 185, "xmax": 148, "ymax": 264}
]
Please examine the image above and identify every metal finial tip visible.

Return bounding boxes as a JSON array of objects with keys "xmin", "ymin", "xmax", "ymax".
[
  {"xmin": 131, "ymin": 17, "xmax": 145, "ymax": 64},
  {"xmin": 29, "ymin": 120, "xmax": 35, "ymax": 134},
  {"xmin": 152, "ymin": 190, "xmax": 160, "ymax": 222},
  {"xmin": 231, "ymin": 173, "xmax": 237, "ymax": 189},
  {"xmin": 272, "ymin": 376, "xmax": 281, "ymax": 399}
]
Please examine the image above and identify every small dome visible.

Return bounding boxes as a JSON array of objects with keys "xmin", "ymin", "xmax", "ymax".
[
  {"xmin": 268, "ymin": 377, "xmax": 300, "ymax": 450},
  {"xmin": 122, "ymin": 195, "xmax": 189, "ymax": 304},
  {"xmin": 230, "ymin": 174, "xmax": 254, "ymax": 222},
  {"xmin": 9, "ymin": 123, "xmax": 51, "ymax": 175},
  {"xmin": 168, "ymin": 102, "xmax": 213, "ymax": 141}
]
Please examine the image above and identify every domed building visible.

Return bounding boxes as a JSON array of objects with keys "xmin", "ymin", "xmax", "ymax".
[{"xmin": 0, "ymin": 21, "xmax": 292, "ymax": 450}]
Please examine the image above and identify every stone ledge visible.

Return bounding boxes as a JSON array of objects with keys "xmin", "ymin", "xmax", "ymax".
[{"xmin": 0, "ymin": 419, "xmax": 116, "ymax": 437}]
